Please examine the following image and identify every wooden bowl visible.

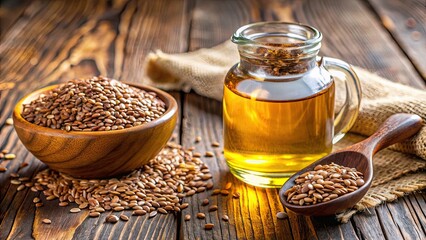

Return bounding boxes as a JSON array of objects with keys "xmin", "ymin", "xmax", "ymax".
[{"xmin": 13, "ymin": 82, "xmax": 178, "ymax": 179}]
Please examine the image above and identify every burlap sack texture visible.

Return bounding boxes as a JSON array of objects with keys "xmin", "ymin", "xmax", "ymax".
[{"xmin": 143, "ymin": 40, "xmax": 426, "ymax": 222}]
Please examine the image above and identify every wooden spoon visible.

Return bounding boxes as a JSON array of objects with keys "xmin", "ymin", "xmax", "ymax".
[{"xmin": 279, "ymin": 113, "xmax": 423, "ymax": 216}]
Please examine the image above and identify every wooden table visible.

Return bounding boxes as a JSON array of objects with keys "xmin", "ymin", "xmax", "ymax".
[{"xmin": 1, "ymin": 0, "xmax": 425, "ymax": 239}]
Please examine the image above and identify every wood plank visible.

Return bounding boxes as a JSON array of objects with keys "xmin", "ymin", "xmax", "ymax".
[
  {"xmin": 375, "ymin": 204, "xmax": 404, "ymax": 239},
  {"xmin": 0, "ymin": 0, "xmax": 32, "ymax": 36},
  {"xmin": 311, "ymin": 216, "xmax": 359, "ymax": 240},
  {"xmin": 366, "ymin": 0, "xmax": 426, "ymax": 79},
  {"xmin": 352, "ymin": 211, "xmax": 386, "ymax": 239},
  {"xmin": 386, "ymin": 196, "xmax": 426, "ymax": 239},
  {"xmin": 257, "ymin": 0, "xmax": 425, "ymax": 88},
  {"xmin": 406, "ymin": 191, "xmax": 426, "ymax": 233},
  {"xmin": 0, "ymin": 0, "xmax": 190, "ymax": 239},
  {"xmin": 189, "ymin": 0, "xmax": 261, "ymax": 49},
  {"xmin": 412, "ymin": 192, "xmax": 426, "ymax": 232},
  {"xmin": 181, "ymin": 93, "xmax": 300, "ymax": 239}
]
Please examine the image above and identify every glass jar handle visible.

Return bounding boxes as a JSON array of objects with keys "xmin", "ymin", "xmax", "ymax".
[{"xmin": 321, "ymin": 57, "xmax": 362, "ymax": 143}]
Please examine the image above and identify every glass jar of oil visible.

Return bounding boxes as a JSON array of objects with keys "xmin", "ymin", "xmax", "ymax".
[{"xmin": 223, "ymin": 22, "xmax": 361, "ymax": 188}]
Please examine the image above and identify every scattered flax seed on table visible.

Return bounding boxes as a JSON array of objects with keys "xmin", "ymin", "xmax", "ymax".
[
  {"xmin": 10, "ymin": 173, "xmax": 19, "ymax": 178},
  {"xmin": 202, "ymin": 199, "xmax": 209, "ymax": 206},
  {"xmin": 20, "ymin": 162, "xmax": 29, "ymax": 168},
  {"xmin": 70, "ymin": 208, "xmax": 81, "ymax": 213},
  {"xmin": 4, "ymin": 154, "xmax": 16, "ymax": 160},
  {"xmin": 119, "ymin": 214, "xmax": 129, "ymax": 221},
  {"xmin": 276, "ymin": 212, "xmax": 288, "ymax": 219},
  {"xmin": 42, "ymin": 218, "xmax": 52, "ymax": 224},
  {"xmin": 204, "ymin": 223, "xmax": 214, "ymax": 230},
  {"xmin": 89, "ymin": 212, "xmax": 101, "ymax": 218},
  {"xmin": 5, "ymin": 118, "xmax": 13, "ymax": 125},
  {"xmin": 6, "ymin": 137, "xmax": 245, "ymax": 227},
  {"xmin": 208, "ymin": 205, "xmax": 218, "ymax": 212},
  {"xmin": 15, "ymin": 142, "xmax": 212, "ymax": 220},
  {"xmin": 205, "ymin": 151, "xmax": 214, "ymax": 157},
  {"xmin": 106, "ymin": 215, "xmax": 119, "ymax": 223}
]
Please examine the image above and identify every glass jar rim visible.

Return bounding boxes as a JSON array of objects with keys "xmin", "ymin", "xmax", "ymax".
[{"xmin": 232, "ymin": 22, "xmax": 322, "ymax": 47}]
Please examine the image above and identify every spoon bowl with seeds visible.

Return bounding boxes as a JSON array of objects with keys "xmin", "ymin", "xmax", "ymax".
[
  {"xmin": 279, "ymin": 113, "xmax": 423, "ymax": 216},
  {"xmin": 13, "ymin": 77, "xmax": 178, "ymax": 178}
]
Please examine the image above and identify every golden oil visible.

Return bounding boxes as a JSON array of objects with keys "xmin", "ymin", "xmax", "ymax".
[{"xmin": 223, "ymin": 66, "xmax": 335, "ymax": 188}]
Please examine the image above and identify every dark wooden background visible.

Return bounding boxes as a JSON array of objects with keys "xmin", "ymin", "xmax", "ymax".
[{"xmin": 0, "ymin": 0, "xmax": 425, "ymax": 239}]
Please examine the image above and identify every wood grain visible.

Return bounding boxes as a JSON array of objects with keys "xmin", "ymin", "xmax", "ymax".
[
  {"xmin": 0, "ymin": 0, "xmax": 189, "ymax": 239},
  {"xmin": 366, "ymin": 0, "xmax": 426, "ymax": 79},
  {"xmin": 0, "ymin": 0, "xmax": 425, "ymax": 239}
]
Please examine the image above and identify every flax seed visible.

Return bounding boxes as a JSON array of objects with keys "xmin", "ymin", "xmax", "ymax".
[
  {"xmin": 149, "ymin": 211, "xmax": 157, "ymax": 218},
  {"xmin": 5, "ymin": 118, "xmax": 13, "ymax": 125},
  {"xmin": 133, "ymin": 210, "xmax": 147, "ymax": 216},
  {"xmin": 70, "ymin": 208, "xmax": 81, "ymax": 213},
  {"xmin": 106, "ymin": 215, "xmax": 119, "ymax": 223},
  {"xmin": 197, "ymin": 213, "xmax": 205, "ymax": 219},
  {"xmin": 204, "ymin": 223, "xmax": 214, "ymax": 230},
  {"xmin": 120, "ymin": 214, "xmax": 129, "ymax": 221},
  {"xmin": 10, "ymin": 172, "xmax": 19, "ymax": 177},
  {"xmin": 212, "ymin": 189, "xmax": 221, "ymax": 195},
  {"xmin": 184, "ymin": 214, "xmax": 191, "ymax": 221},
  {"xmin": 208, "ymin": 205, "xmax": 218, "ymax": 212},
  {"xmin": 180, "ymin": 203, "xmax": 189, "ymax": 210},
  {"xmin": 202, "ymin": 199, "xmax": 209, "ymax": 206},
  {"xmin": 276, "ymin": 212, "xmax": 288, "ymax": 219},
  {"xmin": 205, "ymin": 151, "xmax": 214, "ymax": 157},
  {"xmin": 10, "ymin": 180, "xmax": 21, "ymax": 185},
  {"xmin": 220, "ymin": 190, "xmax": 229, "ymax": 196},
  {"xmin": 4, "ymin": 154, "xmax": 16, "ymax": 160},
  {"xmin": 42, "ymin": 218, "xmax": 52, "ymax": 224},
  {"xmin": 89, "ymin": 212, "xmax": 101, "ymax": 217},
  {"xmin": 356, "ymin": 179, "xmax": 365, "ymax": 186}
]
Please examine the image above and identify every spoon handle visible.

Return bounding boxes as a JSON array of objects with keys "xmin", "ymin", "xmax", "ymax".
[{"xmin": 359, "ymin": 113, "xmax": 423, "ymax": 156}]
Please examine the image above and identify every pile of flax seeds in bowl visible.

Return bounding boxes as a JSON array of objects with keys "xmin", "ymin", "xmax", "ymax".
[
  {"xmin": 6, "ymin": 76, "xmax": 231, "ymax": 229},
  {"xmin": 21, "ymin": 76, "xmax": 166, "ymax": 131}
]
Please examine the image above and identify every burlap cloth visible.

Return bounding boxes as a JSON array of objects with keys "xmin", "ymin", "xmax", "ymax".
[{"xmin": 143, "ymin": 40, "xmax": 426, "ymax": 222}]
